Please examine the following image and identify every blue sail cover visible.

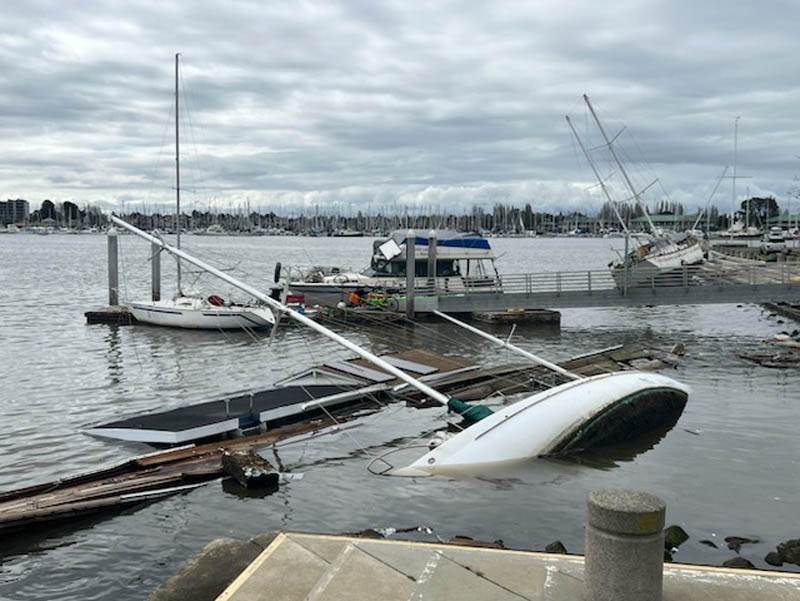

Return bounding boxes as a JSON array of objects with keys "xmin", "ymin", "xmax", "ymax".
[{"xmin": 390, "ymin": 230, "xmax": 491, "ymax": 250}]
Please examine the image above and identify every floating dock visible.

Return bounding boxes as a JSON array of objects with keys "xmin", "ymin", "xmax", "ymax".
[
  {"xmin": 86, "ymin": 349, "xmax": 473, "ymax": 444},
  {"xmin": 0, "ymin": 344, "xmax": 680, "ymax": 532}
]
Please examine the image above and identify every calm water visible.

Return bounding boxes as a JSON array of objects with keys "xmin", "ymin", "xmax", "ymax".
[{"xmin": 0, "ymin": 233, "xmax": 798, "ymax": 600}]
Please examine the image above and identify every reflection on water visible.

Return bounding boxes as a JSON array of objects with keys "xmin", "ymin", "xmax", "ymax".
[
  {"xmin": 553, "ymin": 415, "xmax": 684, "ymax": 470},
  {"xmin": 104, "ymin": 325, "xmax": 123, "ymax": 385},
  {"xmin": 1, "ymin": 235, "xmax": 799, "ymax": 600}
]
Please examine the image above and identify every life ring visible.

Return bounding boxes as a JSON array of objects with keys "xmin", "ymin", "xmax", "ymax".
[{"xmin": 333, "ymin": 274, "xmax": 350, "ymax": 284}]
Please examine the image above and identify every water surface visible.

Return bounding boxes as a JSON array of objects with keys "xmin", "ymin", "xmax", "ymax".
[{"xmin": 0, "ymin": 234, "xmax": 797, "ymax": 600}]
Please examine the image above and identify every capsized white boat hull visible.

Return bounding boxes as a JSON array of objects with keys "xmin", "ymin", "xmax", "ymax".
[
  {"xmin": 128, "ymin": 298, "xmax": 275, "ymax": 329},
  {"xmin": 392, "ymin": 371, "xmax": 689, "ymax": 476}
]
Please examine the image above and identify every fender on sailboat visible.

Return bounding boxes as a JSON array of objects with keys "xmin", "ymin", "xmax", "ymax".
[{"xmin": 391, "ymin": 371, "xmax": 689, "ymax": 477}]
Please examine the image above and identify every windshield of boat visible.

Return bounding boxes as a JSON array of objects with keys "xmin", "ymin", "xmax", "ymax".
[{"xmin": 364, "ymin": 258, "xmax": 460, "ymax": 277}]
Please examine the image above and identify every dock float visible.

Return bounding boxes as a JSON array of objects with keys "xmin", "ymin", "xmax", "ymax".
[
  {"xmin": 0, "ymin": 344, "xmax": 682, "ymax": 533},
  {"xmin": 86, "ymin": 349, "xmax": 473, "ymax": 444},
  {"xmin": 85, "ymin": 305, "xmax": 137, "ymax": 325}
]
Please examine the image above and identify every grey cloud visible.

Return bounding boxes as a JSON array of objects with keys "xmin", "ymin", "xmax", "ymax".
[{"xmin": 0, "ymin": 1, "xmax": 798, "ymax": 213}]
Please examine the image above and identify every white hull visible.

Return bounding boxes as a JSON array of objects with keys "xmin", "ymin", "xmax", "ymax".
[
  {"xmin": 393, "ymin": 371, "xmax": 689, "ymax": 476},
  {"xmin": 128, "ymin": 298, "xmax": 275, "ymax": 329},
  {"xmin": 612, "ymin": 239, "xmax": 704, "ymax": 288},
  {"xmin": 291, "ymin": 276, "xmax": 499, "ymax": 306}
]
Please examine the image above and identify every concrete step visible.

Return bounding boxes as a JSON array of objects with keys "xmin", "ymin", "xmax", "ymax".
[
  {"xmin": 306, "ymin": 543, "xmax": 416, "ymax": 601},
  {"xmin": 409, "ymin": 551, "xmax": 533, "ymax": 601},
  {"xmin": 220, "ymin": 536, "xmax": 330, "ymax": 601}
]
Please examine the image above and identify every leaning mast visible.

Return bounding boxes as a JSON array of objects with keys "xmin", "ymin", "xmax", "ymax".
[
  {"xmin": 175, "ymin": 52, "xmax": 182, "ymax": 294},
  {"xmin": 565, "ymin": 115, "xmax": 629, "ymax": 234},
  {"xmin": 583, "ymin": 95, "xmax": 657, "ymax": 234}
]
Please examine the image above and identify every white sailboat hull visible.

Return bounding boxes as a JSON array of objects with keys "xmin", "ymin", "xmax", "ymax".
[
  {"xmin": 393, "ymin": 371, "xmax": 689, "ymax": 476},
  {"xmin": 129, "ymin": 299, "xmax": 275, "ymax": 329},
  {"xmin": 612, "ymin": 238, "xmax": 704, "ymax": 288}
]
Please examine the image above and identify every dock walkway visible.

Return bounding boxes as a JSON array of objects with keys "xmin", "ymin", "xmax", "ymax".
[
  {"xmin": 212, "ymin": 532, "xmax": 800, "ymax": 601},
  {"xmin": 406, "ymin": 258, "xmax": 800, "ymax": 312}
]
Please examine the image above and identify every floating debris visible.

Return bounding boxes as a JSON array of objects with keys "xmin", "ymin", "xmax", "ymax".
[{"xmin": 221, "ymin": 450, "xmax": 279, "ymax": 489}]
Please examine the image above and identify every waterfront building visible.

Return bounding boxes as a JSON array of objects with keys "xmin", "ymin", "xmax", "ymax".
[{"xmin": 0, "ymin": 198, "xmax": 29, "ymax": 225}]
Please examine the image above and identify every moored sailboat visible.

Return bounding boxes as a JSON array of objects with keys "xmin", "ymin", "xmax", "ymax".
[{"xmin": 125, "ymin": 54, "xmax": 275, "ymax": 330}]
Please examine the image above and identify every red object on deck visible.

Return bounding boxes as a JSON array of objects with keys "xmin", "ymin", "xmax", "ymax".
[
  {"xmin": 285, "ymin": 294, "xmax": 305, "ymax": 304},
  {"xmin": 207, "ymin": 295, "xmax": 225, "ymax": 306}
]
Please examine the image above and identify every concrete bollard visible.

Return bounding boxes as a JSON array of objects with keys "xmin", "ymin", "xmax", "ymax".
[
  {"xmin": 151, "ymin": 240, "xmax": 161, "ymax": 301},
  {"xmin": 405, "ymin": 229, "xmax": 415, "ymax": 318},
  {"xmin": 584, "ymin": 489, "xmax": 665, "ymax": 601},
  {"xmin": 108, "ymin": 227, "xmax": 119, "ymax": 306}
]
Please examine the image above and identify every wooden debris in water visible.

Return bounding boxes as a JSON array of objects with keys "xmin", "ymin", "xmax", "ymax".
[{"xmin": 222, "ymin": 450, "xmax": 279, "ymax": 488}]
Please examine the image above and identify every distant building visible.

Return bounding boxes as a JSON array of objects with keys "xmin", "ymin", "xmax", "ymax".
[{"xmin": 0, "ymin": 199, "xmax": 29, "ymax": 225}]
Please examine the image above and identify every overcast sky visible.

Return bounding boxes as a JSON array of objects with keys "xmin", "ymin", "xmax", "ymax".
[{"xmin": 2, "ymin": 0, "xmax": 798, "ymax": 216}]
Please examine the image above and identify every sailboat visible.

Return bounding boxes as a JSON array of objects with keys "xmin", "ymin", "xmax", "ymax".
[
  {"xmin": 126, "ymin": 54, "xmax": 275, "ymax": 330},
  {"xmin": 111, "ymin": 214, "xmax": 690, "ymax": 476},
  {"xmin": 568, "ymin": 95, "xmax": 703, "ymax": 289}
]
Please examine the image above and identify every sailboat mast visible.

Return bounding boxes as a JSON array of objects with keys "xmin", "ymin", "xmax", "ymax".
[
  {"xmin": 583, "ymin": 95, "xmax": 657, "ymax": 234},
  {"xmin": 110, "ymin": 215, "xmax": 451, "ymax": 406},
  {"xmin": 175, "ymin": 52, "xmax": 182, "ymax": 294},
  {"xmin": 732, "ymin": 116, "xmax": 739, "ymax": 228},
  {"xmin": 565, "ymin": 115, "xmax": 629, "ymax": 234}
]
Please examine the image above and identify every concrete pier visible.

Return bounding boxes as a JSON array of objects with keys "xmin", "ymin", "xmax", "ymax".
[{"xmin": 150, "ymin": 531, "xmax": 800, "ymax": 601}]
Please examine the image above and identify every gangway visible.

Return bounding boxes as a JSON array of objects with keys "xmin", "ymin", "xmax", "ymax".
[{"xmin": 405, "ymin": 260, "xmax": 800, "ymax": 312}]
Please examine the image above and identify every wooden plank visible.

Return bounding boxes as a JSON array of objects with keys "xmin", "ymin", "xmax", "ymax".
[{"xmin": 324, "ymin": 361, "xmax": 394, "ymax": 383}]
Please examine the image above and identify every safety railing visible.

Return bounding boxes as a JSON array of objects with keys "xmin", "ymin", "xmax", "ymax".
[{"xmin": 405, "ymin": 260, "xmax": 800, "ymax": 299}]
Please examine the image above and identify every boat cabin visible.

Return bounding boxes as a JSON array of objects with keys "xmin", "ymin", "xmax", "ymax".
[{"xmin": 363, "ymin": 230, "xmax": 499, "ymax": 280}]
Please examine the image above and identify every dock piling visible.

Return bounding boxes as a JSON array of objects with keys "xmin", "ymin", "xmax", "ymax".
[
  {"xmin": 427, "ymin": 229, "xmax": 437, "ymax": 288},
  {"xmin": 152, "ymin": 240, "xmax": 161, "ymax": 301},
  {"xmin": 406, "ymin": 229, "xmax": 415, "ymax": 318},
  {"xmin": 108, "ymin": 227, "xmax": 119, "ymax": 306},
  {"xmin": 585, "ymin": 488, "xmax": 665, "ymax": 601}
]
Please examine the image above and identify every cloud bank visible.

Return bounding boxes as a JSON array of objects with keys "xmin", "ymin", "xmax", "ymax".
[{"xmin": 1, "ymin": 0, "xmax": 798, "ymax": 215}]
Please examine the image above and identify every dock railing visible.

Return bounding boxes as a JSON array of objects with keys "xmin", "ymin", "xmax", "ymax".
[{"xmin": 403, "ymin": 260, "xmax": 800, "ymax": 312}]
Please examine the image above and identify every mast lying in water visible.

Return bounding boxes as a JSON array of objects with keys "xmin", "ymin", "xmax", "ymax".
[{"xmin": 110, "ymin": 215, "xmax": 491, "ymax": 421}]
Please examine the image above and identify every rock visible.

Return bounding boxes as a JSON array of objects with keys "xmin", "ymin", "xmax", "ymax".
[
  {"xmin": 777, "ymin": 539, "xmax": 800, "ymax": 565},
  {"xmin": 343, "ymin": 528, "xmax": 385, "ymax": 539},
  {"xmin": 699, "ymin": 539, "xmax": 718, "ymax": 549},
  {"xmin": 670, "ymin": 342, "xmax": 686, "ymax": 356},
  {"xmin": 725, "ymin": 536, "xmax": 759, "ymax": 553},
  {"xmin": 722, "ymin": 557, "xmax": 755, "ymax": 569},
  {"xmin": 664, "ymin": 525, "xmax": 689, "ymax": 549},
  {"xmin": 765, "ymin": 551, "xmax": 784, "ymax": 567},
  {"xmin": 147, "ymin": 537, "xmax": 263, "ymax": 601},
  {"xmin": 545, "ymin": 540, "xmax": 567, "ymax": 554},
  {"xmin": 447, "ymin": 535, "xmax": 505, "ymax": 549}
]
